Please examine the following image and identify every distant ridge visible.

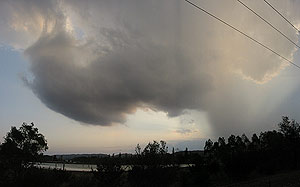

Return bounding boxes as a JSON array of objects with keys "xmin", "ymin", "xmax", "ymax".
[
  {"xmin": 48, "ymin": 151, "xmax": 203, "ymax": 160},
  {"xmin": 50, "ymin": 154, "xmax": 109, "ymax": 160}
]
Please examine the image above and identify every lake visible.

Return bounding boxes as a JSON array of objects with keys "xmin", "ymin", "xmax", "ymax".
[
  {"xmin": 34, "ymin": 163, "xmax": 195, "ymax": 172},
  {"xmin": 34, "ymin": 162, "xmax": 97, "ymax": 172}
]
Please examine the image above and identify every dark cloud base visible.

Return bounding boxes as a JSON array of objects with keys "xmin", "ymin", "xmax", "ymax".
[{"xmin": 25, "ymin": 28, "xmax": 212, "ymax": 125}]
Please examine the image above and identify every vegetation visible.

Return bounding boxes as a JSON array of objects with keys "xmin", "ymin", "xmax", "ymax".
[
  {"xmin": 203, "ymin": 116, "xmax": 300, "ymax": 180},
  {"xmin": 2, "ymin": 116, "xmax": 300, "ymax": 186},
  {"xmin": 0, "ymin": 122, "xmax": 48, "ymax": 186}
]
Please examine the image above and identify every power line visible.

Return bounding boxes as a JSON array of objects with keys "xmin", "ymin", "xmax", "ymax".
[
  {"xmin": 185, "ymin": 0, "xmax": 300, "ymax": 69},
  {"xmin": 263, "ymin": 0, "xmax": 300, "ymax": 33},
  {"xmin": 237, "ymin": 0, "xmax": 300, "ymax": 49}
]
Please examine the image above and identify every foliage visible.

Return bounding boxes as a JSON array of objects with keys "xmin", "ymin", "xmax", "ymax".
[
  {"xmin": 204, "ymin": 116, "xmax": 300, "ymax": 179},
  {"xmin": 0, "ymin": 122, "xmax": 48, "ymax": 184},
  {"xmin": 3, "ymin": 116, "xmax": 300, "ymax": 186},
  {"xmin": 2, "ymin": 122, "xmax": 48, "ymax": 155},
  {"xmin": 142, "ymin": 140, "xmax": 168, "ymax": 155}
]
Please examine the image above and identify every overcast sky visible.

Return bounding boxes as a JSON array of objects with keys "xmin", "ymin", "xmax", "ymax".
[{"xmin": 1, "ymin": 0, "xmax": 300, "ymax": 154}]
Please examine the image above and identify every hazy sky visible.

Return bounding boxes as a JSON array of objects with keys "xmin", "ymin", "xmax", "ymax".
[{"xmin": 1, "ymin": 0, "xmax": 300, "ymax": 154}]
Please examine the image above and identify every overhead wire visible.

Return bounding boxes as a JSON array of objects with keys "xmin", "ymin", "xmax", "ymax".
[
  {"xmin": 263, "ymin": 0, "xmax": 300, "ymax": 33},
  {"xmin": 237, "ymin": 0, "xmax": 300, "ymax": 49},
  {"xmin": 184, "ymin": 0, "xmax": 300, "ymax": 69}
]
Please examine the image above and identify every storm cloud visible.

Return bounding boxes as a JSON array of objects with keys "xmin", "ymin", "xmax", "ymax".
[
  {"xmin": 2, "ymin": 0, "xmax": 300, "ymax": 135},
  {"xmin": 25, "ymin": 25, "xmax": 212, "ymax": 125}
]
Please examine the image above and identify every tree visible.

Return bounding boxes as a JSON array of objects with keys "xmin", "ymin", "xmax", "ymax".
[
  {"xmin": 142, "ymin": 140, "xmax": 168, "ymax": 155},
  {"xmin": 139, "ymin": 140, "xmax": 169, "ymax": 167},
  {"xmin": 228, "ymin": 135, "xmax": 236, "ymax": 149},
  {"xmin": 241, "ymin": 134, "xmax": 250, "ymax": 147},
  {"xmin": 135, "ymin": 144, "xmax": 141, "ymax": 155},
  {"xmin": 278, "ymin": 116, "xmax": 300, "ymax": 139},
  {"xmin": 278, "ymin": 116, "xmax": 300, "ymax": 168},
  {"xmin": 204, "ymin": 139, "xmax": 213, "ymax": 154},
  {"xmin": 0, "ymin": 122, "xmax": 48, "ymax": 169},
  {"xmin": 218, "ymin": 137, "xmax": 226, "ymax": 147},
  {"xmin": 159, "ymin": 140, "xmax": 168, "ymax": 154}
]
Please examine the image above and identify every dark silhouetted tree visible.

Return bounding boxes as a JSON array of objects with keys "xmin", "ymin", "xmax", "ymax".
[
  {"xmin": 0, "ymin": 122, "xmax": 48, "ymax": 185},
  {"xmin": 204, "ymin": 139, "xmax": 213, "ymax": 154},
  {"xmin": 279, "ymin": 116, "xmax": 300, "ymax": 139},
  {"xmin": 0, "ymin": 122, "xmax": 48, "ymax": 169},
  {"xmin": 278, "ymin": 116, "xmax": 300, "ymax": 168}
]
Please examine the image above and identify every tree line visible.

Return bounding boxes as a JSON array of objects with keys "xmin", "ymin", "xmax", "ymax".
[
  {"xmin": 1, "ymin": 116, "xmax": 300, "ymax": 186},
  {"xmin": 203, "ymin": 116, "xmax": 300, "ymax": 179}
]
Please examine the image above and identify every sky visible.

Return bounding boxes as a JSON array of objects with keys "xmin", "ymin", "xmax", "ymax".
[{"xmin": 1, "ymin": 0, "xmax": 300, "ymax": 154}]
